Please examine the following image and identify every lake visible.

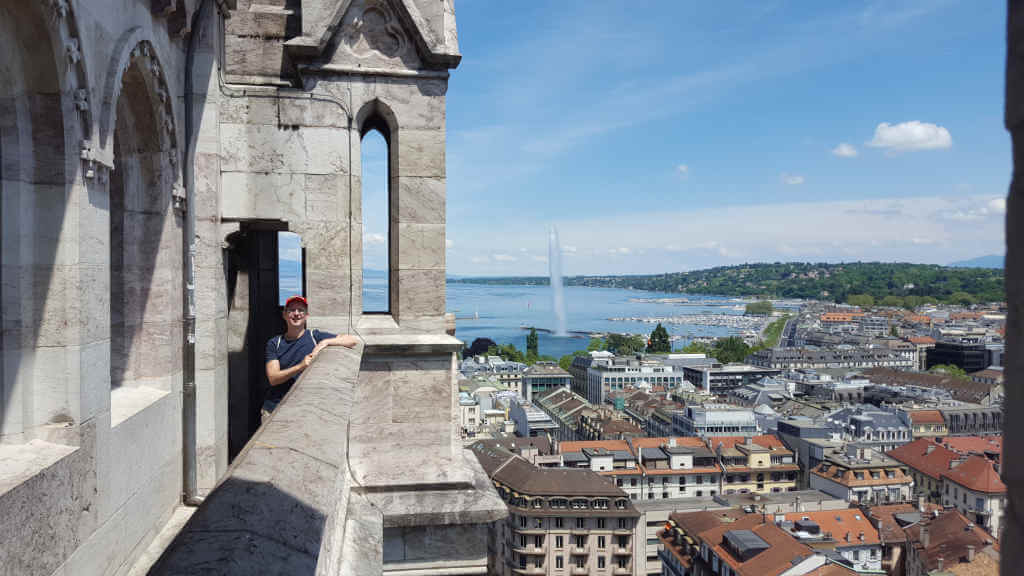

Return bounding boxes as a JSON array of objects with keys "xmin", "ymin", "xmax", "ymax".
[{"xmin": 362, "ymin": 273, "xmax": 759, "ymax": 357}]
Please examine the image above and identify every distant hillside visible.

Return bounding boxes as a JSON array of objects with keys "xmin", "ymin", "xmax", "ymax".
[
  {"xmin": 450, "ymin": 262, "xmax": 1004, "ymax": 305},
  {"xmin": 950, "ymin": 254, "xmax": 1004, "ymax": 269}
]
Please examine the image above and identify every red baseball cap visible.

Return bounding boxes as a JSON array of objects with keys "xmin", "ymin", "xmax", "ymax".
[{"xmin": 284, "ymin": 295, "xmax": 308, "ymax": 308}]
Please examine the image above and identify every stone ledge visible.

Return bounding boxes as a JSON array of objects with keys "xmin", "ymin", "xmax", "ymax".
[
  {"xmin": 0, "ymin": 440, "xmax": 77, "ymax": 496},
  {"xmin": 147, "ymin": 344, "xmax": 363, "ymax": 575},
  {"xmin": 361, "ymin": 333, "xmax": 463, "ymax": 355}
]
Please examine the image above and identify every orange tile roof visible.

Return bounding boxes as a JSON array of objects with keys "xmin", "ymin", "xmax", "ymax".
[
  {"xmin": 865, "ymin": 503, "xmax": 918, "ymax": 543},
  {"xmin": 782, "ymin": 509, "xmax": 881, "ymax": 546},
  {"xmin": 706, "ymin": 518, "xmax": 816, "ymax": 576},
  {"xmin": 710, "ymin": 435, "xmax": 790, "ymax": 452},
  {"xmin": 909, "ymin": 410, "xmax": 945, "ymax": 425},
  {"xmin": 628, "ymin": 436, "xmax": 708, "ymax": 451},
  {"xmin": 939, "ymin": 436, "xmax": 1002, "ymax": 457},
  {"xmin": 941, "ymin": 454, "xmax": 1006, "ymax": 494},
  {"xmin": 905, "ymin": 510, "xmax": 1000, "ymax": 572},
  {"xmin": 810, "ymin": 463, "xmax": 913, "ymax": 488},
  {"xmin": 559, "ymin": 440, "xmax": 631, "ymax": 453},
  {"xmin": 886, "ymin": 438, "xmax": 960, "ymax": 480}
]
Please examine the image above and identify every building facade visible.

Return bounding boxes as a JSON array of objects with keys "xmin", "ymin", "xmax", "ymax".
[
  {"xmin": 471, "ymin": 441, "xmax": 639, "ymax": 576},
  {"xmin": 808, "ymin": 445, "xmax": 914, "ymax": 504},
  {"xmin": 672, "ymin": 404, "xmax": 759, "ymax": 438}
]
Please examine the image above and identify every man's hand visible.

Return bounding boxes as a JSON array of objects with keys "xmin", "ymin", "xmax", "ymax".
[{"xmin": 303, "ymin": 353, "xmax": 316, "ymax": 368}]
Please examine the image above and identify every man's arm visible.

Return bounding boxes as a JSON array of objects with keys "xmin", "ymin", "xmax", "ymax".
[
  {"xmin": 312, "ymin": 333, "xmax": 359, "ymax": 354},
  {"xmin": 265, "ymin": 356, "xmax": 313, "ymax": 387}
]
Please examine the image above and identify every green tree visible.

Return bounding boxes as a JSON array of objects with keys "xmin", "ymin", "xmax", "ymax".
[
  {"xmin": 847, "ymin": 294, "xmax": 875, "ymax": 308},
  {"xmin": 587, "ymin": 338, "xmax": 608, "ymax": 352},
  {"xmin": 606, "ymin": 333, "xmax": 646, "ymax": 355},
  {"xmin": 880, "ymin": 295, "xmax": 905, "ymax": 308},
  {"xmin": 948, "ymin": 291, "xmax": 975, "ymax": 306},
  {"xmin": 681, "ymin": 341, "xmax": 712, "ymax": 355},
  {"xmin": 526, "ymin": 327, "xmax": 539, "ymax": 357},
  {"xmin": 903, "ymin": 295, "xmax": 923, "ymax": 310},
  {"xmin": 712, "ymin": 336, "xmax": 752, "ymax": 364},
  {"xmin": 558, "ymin": 354, "xmax": 575, "ymax": 371},
  {"xmin": 745, "ymin": 301, "xmax": 773, "ymax": 316},
  {"xmin": 929, "ymin": 364, "xmax": 968, "ymax": 379},
  {"xmin": 648, "ymin": 323, "xmax": 672, "ymax": 353},
  {"xmin": 890, "ymin": 325, "xmax": 899, "ymax": 337}
]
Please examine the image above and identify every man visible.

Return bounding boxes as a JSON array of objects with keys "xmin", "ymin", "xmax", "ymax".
[{"xmin": 264, "ymin": 295, "xmax": 358, "ymax": 416}]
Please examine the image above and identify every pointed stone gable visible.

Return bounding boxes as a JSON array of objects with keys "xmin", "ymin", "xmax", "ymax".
[{"xmin": 285, "ymin": 0, "xmax": 460, "ymax": 69}]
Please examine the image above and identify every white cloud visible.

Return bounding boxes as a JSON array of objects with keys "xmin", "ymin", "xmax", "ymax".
[
  {"xmin": 781, "ymin": 173, "xmax": 805, "ymax": 185},
  {"xmin": 364, "ymin": 233, "xmax": 386, "ymax": 246},
  {"xmin": 492, "ymin": 253, "xmax": 518, "ymax": 262},
  {"xmin": 988, "ymin": 197, "xmax": 1007, "ymax": 215},
  {"xmin": 448, "ymin": 195, "xmax": 1005, "ymax": 276},
  {"xmin": 677, "ymin": 164, "xmax": 689, "ymax": 176},
  {"xmin": 561, "ymin": 245, "xmax": 577, "ymax": 255},
  {"xmin": 832, "ymin": 142, "xmax": 858, "ymax": 157},
  {"xmin": 867, "ymin": 121, "xmax": 952, "ymax": 151}
]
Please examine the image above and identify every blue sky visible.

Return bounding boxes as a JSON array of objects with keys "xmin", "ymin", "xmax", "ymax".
[{"xmin": 363, "ymin": 0, "xmax": 1008, "ymax": 276}]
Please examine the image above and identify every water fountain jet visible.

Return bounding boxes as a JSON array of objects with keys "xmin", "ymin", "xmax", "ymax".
[{"xmin": 548, "ymin": 226, "xmax": 568, "ymax": 336}]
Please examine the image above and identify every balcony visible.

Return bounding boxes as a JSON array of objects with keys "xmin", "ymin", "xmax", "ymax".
[
  {"xmin": 512, "ymin": 544, "xmax": 547, "ymax": 555},
  {"xmin": 613, "ymin": 527, "xmax": 633, "ymax": 535},
  {"xmin": 614, "ymin": 566, "xmax": 632, "ymax": 575},
  {"xmin": 514, "ymin": 526, "xmax": 548, "ymax": 535},
  {"xmin": 614, "ymin": 546, "xmax": 630, "ymax": 555},
  {"xmin": 571, "ymin": 546, "xmax": 588, "ymax": 555},
  {"xmin": 572, "ymin": 567, "xmax": 589, "ymax": 575},
  {"xmin": 147, "ymin": 339, "xmax": 508, "ymax": 574},
  {"xmin": 512, "ymin": 567, "xmax": 546, "ymax": 575}
]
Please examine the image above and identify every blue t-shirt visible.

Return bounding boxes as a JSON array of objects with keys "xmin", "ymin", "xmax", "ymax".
[{"xmin": 264, "ymin": 329, "xmax": 335, "ymax": 405}]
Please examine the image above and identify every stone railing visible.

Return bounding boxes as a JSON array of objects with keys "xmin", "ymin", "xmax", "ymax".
[{"xmin": 148, "ymin": 335, "xmax": 506, "ymax": 575}]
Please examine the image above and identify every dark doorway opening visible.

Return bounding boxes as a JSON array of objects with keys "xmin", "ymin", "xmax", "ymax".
[{"xmin": 226, "ymin": 224, "xmax": 294, "ymax": 460}]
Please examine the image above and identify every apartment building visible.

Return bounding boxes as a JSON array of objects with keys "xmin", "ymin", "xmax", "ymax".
[
  {"xmin": 659, "ymin": 510, "xmax": 835, "ymax": 576},
  {"xmin": 748, "ymin": 347, "xmax": 914, "ymax": 371},
  {"xmin": 903, "ymin": 510, "xmax": 1000, "ymax": 576},
  {"xmin": 808, "ymin": 444, "xmax": 914, "ymax": 505},
  {"xmin": 471, "ymin": 441, "xmax": 639, "ymax": 575},
  {"xmin": 672, "ymin": 404, "xmax": 759, "ymax": 438},
  {"xmin": 586, "ymin": 353, "xmax": 686, "ymax": 405},
  {"xmin": 713, "ymin": 435, "xmax": 800, "ymax": 495},
  {"xmin": 825, "ymin": 405, "xmax": 912, "ymax": 453},
  {"xmin": 779, "ymin": 509, "xmax": 883, "ymax": 573},
  {"xmin": 536, "ymin": 387, "xmax": 593, "ymax": 442},
  {"xmin": 887, "ymin": 438, "xmax": 1007, "ymax": 536},
  {"xmin": 681, "ymin": 363, "xmax": 782, "ymax": 395},
  {"xmin": 524, "ymin": 362, "xmax": 574, "ymax": 403},
  {"xmin": 907, "ymin": 410, "xmax": 947, "ymax": 438}
]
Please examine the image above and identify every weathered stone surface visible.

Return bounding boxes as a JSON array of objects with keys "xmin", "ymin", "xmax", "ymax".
[
  {"xmin": 278, "ymin": 97, "xmax": 347, "ymax": 128},
  {"xmin": 396, "ymin": 128, "xmax": 445, "ymax": 178},
  {"xmin": 149, "ymin": 345, "xmax": 362, "ymax": 575},
  {"xmin": 395, "ymin": 269, "xmax": 446, "ymax": 318},
  {"xmin": 396, "ymin": 176, "xmax": 445, "ymax": 224},
  {"xmin": 220, "ymin": 123, "xmax": 349, "ymax": 175},
  {"xmin": 397, "ymin": 223, "xmax": 444, "ymax": 269}
]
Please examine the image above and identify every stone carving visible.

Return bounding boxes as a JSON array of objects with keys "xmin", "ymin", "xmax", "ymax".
[
  {"xmin": 106, "ymin": 38, "xmax": 178, "ymax": 170},
  {"xmin": 342, "ymin": 0, "xmax": 408, "ymax": 59},
  {"xmin": 66, "ymin": 37, "xmax": 81, "ymax": 63}
]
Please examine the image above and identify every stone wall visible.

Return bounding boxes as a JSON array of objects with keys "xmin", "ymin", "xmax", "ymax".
[{"xmin": 0, "ymin": 2, "xmax": 228, "ymax": 575}]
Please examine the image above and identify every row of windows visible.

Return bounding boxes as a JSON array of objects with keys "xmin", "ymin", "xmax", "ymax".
[
  {"xmin": 518, "ymin": 534, "xmax": 630, "ymax": 549},
  {"xmin": 516, "ymin": 515, "xmax": 632, "ymax": 530}
]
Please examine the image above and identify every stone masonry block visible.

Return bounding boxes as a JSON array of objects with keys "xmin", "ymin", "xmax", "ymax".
[
  {"xmin": 396, "ymin": 269, "xmax": 445, "ymax": 318},
  {"xmin": 304, "ymin": 173, "xmax": 347, "ymax": 222},
  {"xmin": 278, "ymin": 97, "xmax": 347, "ymax": 128},
  {"xmin": 397, "ymin": 129, "xmax": 445, "ymax": 178},
  {"xmin": 220, "ymin": 124, "xmax": 348, "ymax": 175},
  {"xmin": 219, "ymin": 96, "xmax": 278, "ymax": 125},
  {"xmin": 396, "ymin": 176, "xmax": 445, "ymax": 224},
  {"xmin": 397, "ymin": 223, "xmax": 445, "ymax": 269},
  {"xmin": 221, "ymin": 172, "xmax": 305, "ymax": 221}
]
